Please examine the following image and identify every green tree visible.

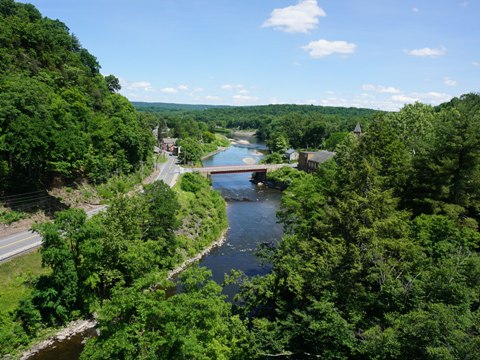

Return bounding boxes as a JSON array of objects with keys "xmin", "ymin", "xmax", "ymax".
[
  {"xmin": 81, "ymin": 268, "xmax": 252, "ymax": 360},
  {"xmin": 104, "ymin": 74, "xmax": 121, "ymax": 93}
]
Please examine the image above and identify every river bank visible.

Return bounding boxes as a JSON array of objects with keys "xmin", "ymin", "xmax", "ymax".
[
  {"xmin": 17, "ymin": 228, "xmax": 230, "ymax": 360},
  {"xmin": 167, "ymin": 229, "xmax": 228, "ymax": 280},
  {"xmin": 200, "ymin": 146, "xmax": 227, "ymax": 160},
  {"xmin": 18, "ymin": 319, "xmax": 97, "ymax": 360}
]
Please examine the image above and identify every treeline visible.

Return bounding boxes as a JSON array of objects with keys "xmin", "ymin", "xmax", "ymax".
[
  {"xmin": 133, "ymin": 101, "xmax": 228, "ymax": 112},
  {"xmin": 137, "ymin": 102, "xmax": 381, "ymax": 153},
  {"xmin": 0, "ymin": 0, "xmax": 155, "ymax": 192},
  {"xmin": 234, "ymin": 93, "xmax": 480, "ymax": 358},
  {"xmin": 0, "ymin": 173, "xmax": 228, "ymax": 356}
]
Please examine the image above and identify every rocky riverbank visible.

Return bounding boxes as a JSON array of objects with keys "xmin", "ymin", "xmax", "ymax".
[
  {"xmin": 18, "ymin": 319, "xmax": 97, "ymax": 360},
  {"xmin": 168, "ymin": 229, "xmax": 228, "ymax": 280}
]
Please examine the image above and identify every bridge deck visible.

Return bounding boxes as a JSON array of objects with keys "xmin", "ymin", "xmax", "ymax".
[{"xmin": 192, "ymin": 163, "xmax": 295, "ymax": 175}]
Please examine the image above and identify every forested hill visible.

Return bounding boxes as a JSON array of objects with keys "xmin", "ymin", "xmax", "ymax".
[
  {"xmin": 132, "ymin": 101, "xmax": 229, "ymax": 112},
  {"xmin": 134, "ymin": 101, "xmax": 381, "ymax": 129},
  {"xmin": 0, "ymin": 0, "xmax": 154, "ymax": 191}
]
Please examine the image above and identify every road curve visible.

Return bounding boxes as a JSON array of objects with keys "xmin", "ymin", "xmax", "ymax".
[{"xmin": 0, "ymin": 156, "xmax": 181, "ymax": 263}]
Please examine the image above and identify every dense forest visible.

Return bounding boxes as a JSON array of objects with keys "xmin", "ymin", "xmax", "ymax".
[
  {"xmin": 133, "ymin": 101, "xmax": 228, "ymax": 112},
  {"xmin": 235, "ymin": 94, "xmax": 480, "ymax": 359},
  {"xmin": 0, "ymin": 0, "xmax": 155, "ymax": 192}
]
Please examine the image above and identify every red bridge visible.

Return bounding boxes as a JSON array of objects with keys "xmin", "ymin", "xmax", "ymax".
[{"xmin": 191, "ymin": 163, "xmax": 295, "ymax": 176}]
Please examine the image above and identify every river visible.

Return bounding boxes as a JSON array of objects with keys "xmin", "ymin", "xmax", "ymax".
[
  {"xmin": 27, "ymin": 136, "xmax": 283, "ymax": 359},
  {"xmin": 198, "ymin": 136, "xmax": 283, "ymax": 298}
]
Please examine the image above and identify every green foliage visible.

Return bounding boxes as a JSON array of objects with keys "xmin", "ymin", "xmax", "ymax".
[
  {"xmin": 0, "ymin": 0, "xmax": 154, "ymax": 191},
  {"xmin": 142, "ymin": 181, "xmax": 180, "ymax": 240},
  {"xmin": 175, "ymin": 173, "xmax": 228, "ymax": 257},
  {"xmin": 104, "ymin": 74, "xmax": 121, "ymax": 93},
  {"xmin": 31, "ymin": 209, "xmax": 88, "ymax": 324},
  {"xmin": 266, "ymin": 166, "xmax": 308, "ymax": 188},
  {"xmin": 0, "ymin": 250, "xmax": 49, "ymax": 357},
  {"xmin": 14, "ymin": 298, "xmax": 41, "ymax": 336},
  {"xmin": 81, "ymin": 268, "xmax": 251, "ymax": 360},
  {"xmin": 0, "ymin": 207, "xmax": 27, "ymax": 224},
  {"xmin": 5, "ymin": 170, "xmax": 228, "ymax": 357},
  {"xmin": 176, "ymin": 133, "xmax": 229, "ymax": 165},
  {"xmin": 180, "ymin": 172, "xmax": 207, "ymax": 193},
  {"xmin": 324, "ymin": 131, "xmax": 349, "ymax": 150},
  {"xmin": 259, "ymin": 152, "xmax": 284, "ymax": 164},
  {"xmin": 267, "ymin": 133, "xmax": 289, "ymax": 153}
]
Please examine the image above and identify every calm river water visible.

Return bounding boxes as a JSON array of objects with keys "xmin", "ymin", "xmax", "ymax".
[{"xmin": 28, "ymin": 137, "xmax": 283, "ymax": 359}]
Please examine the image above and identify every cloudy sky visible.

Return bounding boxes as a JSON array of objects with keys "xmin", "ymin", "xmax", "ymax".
[{"xmin": 19, "ymin": 0, "xmax": 480, "ymax": 110}]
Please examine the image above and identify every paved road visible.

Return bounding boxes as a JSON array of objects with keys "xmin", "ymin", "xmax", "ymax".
[
  {"xmin": 0, "ymin": 155, "xmax": 182, "ymax": 263},
  {"xmin": 155, "ymin": 154, "xmax": 183, "ymax": 187},
  {"xmin": 0, "ymin": 230, "xmax": 42, "ymax": 262},
  {"xmin": 0, "ymin": 205, "xmax": 106, "ymax": 263}
]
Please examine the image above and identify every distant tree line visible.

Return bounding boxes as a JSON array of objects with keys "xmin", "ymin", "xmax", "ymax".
[{"xmin": 136, "ymin": 102, "xmax": 381, "ymax": 155}]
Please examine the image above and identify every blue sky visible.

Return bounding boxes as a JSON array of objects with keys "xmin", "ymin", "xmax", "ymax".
[{"xmin": 19, "ymin": 0, "xmax": 480, "ymax": 110}]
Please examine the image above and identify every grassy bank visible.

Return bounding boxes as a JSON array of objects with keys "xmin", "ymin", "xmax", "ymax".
[
  {"xmin": 0, "ymin": 251, "xmax": 51, "ymax": 356},
  {"xmin": 174, "ymin": 173, "xmax": 228, "ymax": 258},
  {"xmin": 0, "ymin": 251, "xmax": 48, "ymax": 313}
]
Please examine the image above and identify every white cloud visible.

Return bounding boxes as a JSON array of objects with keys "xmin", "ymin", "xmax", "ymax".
[
  {"xmin": 159, "ymin": 87, "xmax": 178, "ymax": 94},
  {"xmin": 262, "ymin": 0, "xmax": 326, "ymax": 33},
  {"xmin": 407, "ymin": 46, "xmax": 446, "ymax": 57},
  {"xmin": 391, "ymin": 94, "xmax": 419, "ymax": 103},
  {"xmin": 269, "ymin": 97, "xmax": 279, "ymax": 104},
  {"xmin": 302, "ymin": 39, "xmax": 356, "ymax": 58},
  {"xmin": 233, "ymin": 94, "xmax": 259, "ymax": 104},
  {"xmin": 412, "ymin": 7, "xmax": 420, "ymax": 12},
  {"xmin": 415, "ymin": 92, "xmax": 452, "ymax": 103},
  {"xmin": 362, "ymin": 84, "xmax": 401, "ymax": 94},
  {"xmin": 444, "ymin": 77, "xmax": 458, "ymax": 87},
  {"xmin": 128, "ymin": 81, "xmax": 153, "ymax": 91},
  {"xmin": 391, "ymin": 91, "xmax": 452, "ymax": 105},
  {"xmin": 233, "ymin": 95, "xmax": 255, "ymax": 101},
  {"xmin": 472, "ymin": 61, "xmax": 480, "ymax": 67},
  {"xmin": 177, "ymin": 84, "xmax": 189, "ymax": 91},
  {"xmin": 221, "ymin": 84, "xmax": 244, "ymax": 91},
  {"xmin": 238, "ymin": 89, "xmax": 249, "ymax": 95},
  {"xmin": 205, "ymin": 95, "xmax": 220, "ymax": 101}
]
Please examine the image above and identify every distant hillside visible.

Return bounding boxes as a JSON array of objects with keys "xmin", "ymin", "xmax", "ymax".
[{"xmin": 133, "ymin": 101, "xmax": 230, "ymax": 112}]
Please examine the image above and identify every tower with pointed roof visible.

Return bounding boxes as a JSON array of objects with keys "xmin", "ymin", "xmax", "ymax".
[{"xmin": 354, "ymin": 123, "xmax": 362, "ymax": 137}]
